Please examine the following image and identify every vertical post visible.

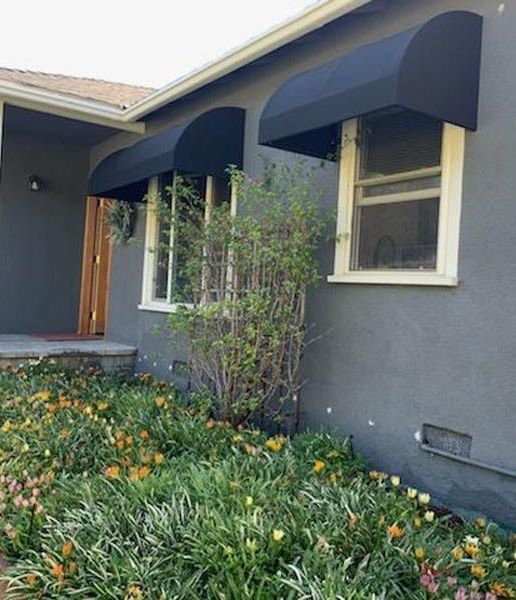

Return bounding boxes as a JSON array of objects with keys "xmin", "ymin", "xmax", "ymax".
[
  {"xmin": 225, "ymin": 181, "xmax": 238, "ymax": 302},
  {"xmin": 230, "ymin": 180, "xmax": 238, "ymax": 217},
  {"xmin": 201, "ymin": 176, "xmax": 214, "ymax": 304}
]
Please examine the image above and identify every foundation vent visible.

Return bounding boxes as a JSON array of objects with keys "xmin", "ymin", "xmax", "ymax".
[{"xmin": 422, "ymin": 424, "xmax": 472, "ymax": 458}]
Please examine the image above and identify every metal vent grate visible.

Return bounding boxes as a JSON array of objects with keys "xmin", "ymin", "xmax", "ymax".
[{"xmin": 422, "ymin": 424, "xmax": 472, "ymax": 458}]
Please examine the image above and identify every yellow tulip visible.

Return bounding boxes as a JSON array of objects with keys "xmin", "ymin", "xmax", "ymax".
[
  {"xmin": 245, "ymin": 538, "xmax": 258, "ymax": 551},
  {"xmin": 106, "ymin": 465, "xmax": 120, "ymax": 479},
  {"xmin": 415, "ymin": 547, "xmax": 426, "ymax": 561},
  {"xmin": 138, "ymin": 466, "xmax": 150, "ymax": 479},
  {"xmin": 313, "ymin": 459, "xmax": 326, "ymax": 474},
  {"xmin": 272, "ymin": 529, "xmax": 285, "ymax": 542},
  {"xmin": 471, "ymin": 564, "xmax": 486, "ymax": 579},
  {"xmin": 465, "ymin": 542, "xmax": 480, "ymax": 558}
]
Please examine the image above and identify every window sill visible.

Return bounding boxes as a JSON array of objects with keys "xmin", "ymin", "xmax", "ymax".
[
  {"xmin": 138, "ymin": 302, "xmax": 193, "ymax": 314},
  {"xmin": 327, "ymin": 272, "xmax": 458, "ymax": 287},
  {"xmin": 138, "ymin": 303, "xmax": 175, "ymax": 314}
]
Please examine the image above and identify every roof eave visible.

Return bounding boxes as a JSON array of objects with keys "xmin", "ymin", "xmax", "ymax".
[
  {"xmin": 121, "ymin": 0, "xmax": 372, "ymax": 122},
  {"xmin": 0, "ymin": 0, "xmax": 373, "ymax": 132},
  {"xmin": 0, "ymin": 80, "xmax": 145, "ymax": 133}
]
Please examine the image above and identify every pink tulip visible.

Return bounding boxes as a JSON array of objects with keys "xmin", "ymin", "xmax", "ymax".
[{"xmin": 428, "ymin": 581, "xmax": 440, "ymax": 593}]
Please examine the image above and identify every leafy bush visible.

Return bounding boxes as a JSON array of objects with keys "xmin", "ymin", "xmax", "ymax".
[
  {"xmin": 0, "ymin": 363, "xmax": 514, "ymax": 599},
  {"xmin": 161, "ymin": 162, "xmax": 328, "ymax": 426}
]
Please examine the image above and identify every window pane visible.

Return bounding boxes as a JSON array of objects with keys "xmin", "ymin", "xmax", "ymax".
[
  {"xmin": 212, "ymin": 177, "xmax": 232, "ymax": 207},
  {"xmin": 153, "ymin": 172, "xmax": 173, "ymax": 300},
  {"xmin": 172, "ymin": 175, "xmax": 206, "ymax": 302},
  {"xmin": 353, "ymin": 198, "xmax": 440, "ymax": 270},
  {"xmin": 360, "ymin": 111, "xmax": 443, "ymax": 179},
  {"xmin": 362, "ymin": 175, "xmax": 441, "ymax": 199}
]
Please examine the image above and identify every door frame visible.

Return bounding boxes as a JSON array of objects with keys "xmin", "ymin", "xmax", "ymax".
[{"xmin": 78, "ymin": 196, "xmax": 112, "ymax": 335}]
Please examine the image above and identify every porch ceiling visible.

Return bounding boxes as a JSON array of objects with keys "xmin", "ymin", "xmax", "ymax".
[{"xmin": 4, "ymin": 104, "xmax": 125, "ymax": 146}]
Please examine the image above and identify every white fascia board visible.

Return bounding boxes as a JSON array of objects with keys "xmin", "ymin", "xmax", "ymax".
[{"xmin": 0, "ymin": 80, "xmax": 145, "ymax": 134}]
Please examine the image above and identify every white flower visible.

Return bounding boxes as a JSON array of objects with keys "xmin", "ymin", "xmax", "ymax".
[
  {"xmin": 418, "ymin": 493, "xmax": 431, "ymax": 505},
  {"xmin": 465, "ymin": 535, "xmax": 480, "ymax": 546}
]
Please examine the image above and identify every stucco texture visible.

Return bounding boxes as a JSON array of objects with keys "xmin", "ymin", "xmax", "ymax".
[
  {"xmin": 0, "ymin": 131, "xmax": 89, "ymax": 333},
  {"xmin": 104, "ymin": 0, "xmax": 516, "ymax": 526}
]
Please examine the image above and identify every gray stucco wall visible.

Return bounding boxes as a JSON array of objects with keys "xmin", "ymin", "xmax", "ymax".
[
  {"xmin": 104, "ymin": 0, "xmax": 516, "ymax": 526},
  {"xmin": 0, "ymin": 131, "xmax": 89, "ymax": 333}
]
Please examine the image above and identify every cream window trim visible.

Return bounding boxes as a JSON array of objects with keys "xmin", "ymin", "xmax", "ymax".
[
  {"xmin": 140, "ymin": 174, "xmax": 228, "ymax": 313},
  {"xmin": 141, "ymin": 176, "xmax": 161, "ymax": 309},
  {"xmin": 137, "ymin": 301, "xmax": 179, "ymax": 314},
  {"xmin": 356, "ymin": 187, "xmax": 442, "ymax": 208},
  {"xmin": 329, "ymin": 118, "xmax": 465, "ymax": 287}
]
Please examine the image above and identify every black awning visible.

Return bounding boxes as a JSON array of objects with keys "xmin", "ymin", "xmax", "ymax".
[
  {"xmin": 89, "ymin": 107, "xmax": 246, "ymax": 201},
  {"xmin": 259, "ymin": 11, "xmax": 483, "ymax": 159}
]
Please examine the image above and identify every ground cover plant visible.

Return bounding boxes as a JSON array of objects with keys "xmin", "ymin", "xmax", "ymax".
[{"xmin": 0, "ymin": 362, "xmax": 513, "ymax": 599}]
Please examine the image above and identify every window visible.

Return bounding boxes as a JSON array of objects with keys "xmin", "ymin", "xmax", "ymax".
[
  {"xmin": 329, "ymin": 109, "xmax": 465, "ymax": 286},
  {"xmin": 140, "ymin": 172, "xmax": 233, "ymax": 312}
]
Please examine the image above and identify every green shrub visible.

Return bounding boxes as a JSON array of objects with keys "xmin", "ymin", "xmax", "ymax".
[{"xmin": 163, "ymin": 162, "xmax": 329, "ymax": 426}]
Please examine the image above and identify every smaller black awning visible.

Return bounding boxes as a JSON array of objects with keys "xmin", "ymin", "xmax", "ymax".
[
  {"xmin": 259, "ymin": 11, "xmax": 483, "ymax": 159},
  {"xmin": 89, "ymin": 107, "xmax": 245, "ymax": 201}
]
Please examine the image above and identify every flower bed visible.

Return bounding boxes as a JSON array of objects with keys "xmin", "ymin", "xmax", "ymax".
[{"xmin": 0, "ymin": 362, "xmax": 513, "ymax": 599}]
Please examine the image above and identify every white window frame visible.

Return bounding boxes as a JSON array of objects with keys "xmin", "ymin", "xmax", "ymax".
[
  {"xmin": 139, "ymin": 173, "xmax": 236, "ymax": 313},
  {"xmin": 328, "ymin": 117, "xmax": 466, "ymax": 287}
]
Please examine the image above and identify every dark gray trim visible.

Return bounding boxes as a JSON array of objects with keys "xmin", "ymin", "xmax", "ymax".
[{"xmin": 259, "ymin": 11, "xmax": 483, "ymax": 159}]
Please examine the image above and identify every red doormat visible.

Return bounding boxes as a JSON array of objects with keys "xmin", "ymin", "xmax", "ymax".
[{"xmin": 33, "ymin": 333, "xmax": 103, "ymax": 342}]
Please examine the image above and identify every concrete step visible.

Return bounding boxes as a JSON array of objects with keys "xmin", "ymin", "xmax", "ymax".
[{"xmin": 0, "ymin": 335, "xmax": 137, "ymax": 374}]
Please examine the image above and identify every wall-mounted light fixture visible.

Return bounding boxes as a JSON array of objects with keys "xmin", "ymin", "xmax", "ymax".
[{"xmin": 28, "ymin": 175, "xmax": 43, "ymax": 192}]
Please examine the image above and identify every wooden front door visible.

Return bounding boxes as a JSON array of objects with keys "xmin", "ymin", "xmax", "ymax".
[{"xmin": 78, "ymin": 197, "xmax": 112, "ymax": 335}]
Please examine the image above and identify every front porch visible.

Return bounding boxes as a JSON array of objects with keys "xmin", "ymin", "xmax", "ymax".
[
  {"xmin": 0, "ymin": 335, "xmax": 136, "ymax": 373},
  {"xmin": 0, "ymin": 104, "xmax": 126, "ymax": 338}
]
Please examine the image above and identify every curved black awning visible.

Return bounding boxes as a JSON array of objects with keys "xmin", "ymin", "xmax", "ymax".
[
  {"xmin": 259, "ymin": 11, "xmax": 483, "ymax": 159},
  {"xmin": 89, "ymin": 107, "xmax": 245, "ymax": 201}
]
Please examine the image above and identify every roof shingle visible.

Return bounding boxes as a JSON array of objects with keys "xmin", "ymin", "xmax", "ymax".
[{"xmin": 0, "ymin": 67, "xmax": 154, "ymax": 108}]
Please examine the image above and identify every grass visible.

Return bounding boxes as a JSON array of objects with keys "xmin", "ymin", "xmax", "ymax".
[{"xmin": 0, "ymin": 361, "xmax": 513, "ymax": 599}]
